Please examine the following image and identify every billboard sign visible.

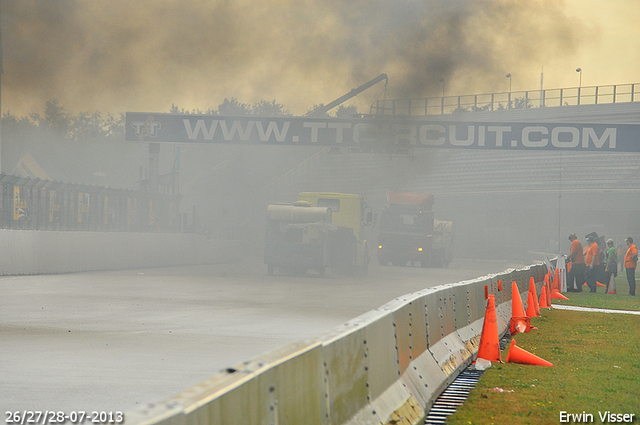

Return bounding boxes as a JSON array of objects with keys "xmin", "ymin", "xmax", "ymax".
[{"xmin": 125, "ymin": 112, "xmax": 640, "ymax": 152}]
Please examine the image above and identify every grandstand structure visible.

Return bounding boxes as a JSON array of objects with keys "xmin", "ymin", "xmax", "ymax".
[{"xmin": 269, "ymin": 98, "xmax": 640, "ymax": 262}]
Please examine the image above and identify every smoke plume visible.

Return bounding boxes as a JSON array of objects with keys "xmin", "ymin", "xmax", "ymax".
[{"xmin": 3, "ymin": 0, "xmax": 586, "ymax": 115}]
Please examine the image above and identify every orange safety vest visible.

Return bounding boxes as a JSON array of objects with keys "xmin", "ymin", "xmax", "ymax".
[
  {"xmin": 624, "ymin": 243, "xmax": 638, "ymax": 269},
  {"xmin": 570, "ymin": 239, "xmax": 584, "ymax": 264},
  {"xmin": 585, "ymin": 242, "xmax": 600, "ymax": 267}
]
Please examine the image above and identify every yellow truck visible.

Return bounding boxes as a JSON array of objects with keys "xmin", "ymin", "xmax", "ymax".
[
  {"xmin": 264, "ymin": 202, "xmax": 335, "ymax": 276},
  {"xmin": 297, "ymin": 192, "xmax": 372, "ymax": 275}
]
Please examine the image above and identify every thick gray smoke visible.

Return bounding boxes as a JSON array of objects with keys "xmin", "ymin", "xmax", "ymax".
[{"xmin": 3, "ymin": 0, "xmax": 586, "ymax": 115}]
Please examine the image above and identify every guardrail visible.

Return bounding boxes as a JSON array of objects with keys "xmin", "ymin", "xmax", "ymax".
[
  {"xmin": 126, "ymin": 262, "xmax": 547, "ymax": 425},
  {"xmin": 0, "ymin": 174, "xmax": 182, "ymax": 233},
  {"xmin": 371, "ymin": 83, "xmax": 640, "ymax": 116}
]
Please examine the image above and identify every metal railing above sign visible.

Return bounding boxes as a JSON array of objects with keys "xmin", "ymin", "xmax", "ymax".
[{"xmin": 371, "ymin": 82, "xmax": 640, "ymax": 116}]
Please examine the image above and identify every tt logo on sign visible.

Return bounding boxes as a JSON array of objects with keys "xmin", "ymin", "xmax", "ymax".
[{"xmin": 132, "ymin": 116, "xmax": 162, "ymax": 140}]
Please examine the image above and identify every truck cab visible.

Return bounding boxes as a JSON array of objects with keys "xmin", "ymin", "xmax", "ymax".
[{"xmin": 377, "ymin": 192, "xmax": 453, "ymax": 267}]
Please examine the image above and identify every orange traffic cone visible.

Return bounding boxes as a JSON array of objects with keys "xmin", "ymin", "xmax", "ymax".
[
  {"xmin": 510, "ymin": 316, "xmax": 531, "ymax": 334},
  {"xmin": 607, "ymin": 274, "xmax": 617, "ymax": 294},
  {"xmin": 498, "ymin": 279, "xmax": 503, "ymax": 291},
  {"xmin": 539, "ymin": 285, "xmax": 551, "ymax": 309},
  {"xmin": 596, "ymin": 281, "xmax": 606, "ymax": 288},
  {"xmin": 529, "ymin": 277, "xmax": 540, "ymax": 316},
  {"xmin": 476, "ymin": 295, "xmax": 502, "ymax": 363},
  {"xmin": 512, "ymin": 281, "xmax": 526, "ymax": 317},
  {"xmin": 526, "ymin": 292, "xmax": 537, "ymax": 318},
  {"xmin": 551, "ymin": 290, "xmax": 569, "ymax": 300},
  {"xmin": 506, "ymin": 339, "xmax": 553, "ymax": 366},
  {"xmin": 552, "ymin": 267, "xmax": 560, "ymax": 293}
]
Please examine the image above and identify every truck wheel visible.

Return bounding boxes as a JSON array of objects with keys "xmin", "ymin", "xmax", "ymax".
[
  {"xmin": 432, "ymin": 250, "xmax": 445, "ymax": 268},
  {"xmin": 348, "ymin": 255, "xmax": 356, "ymax": 275},
  {"xmin": 358, "ymin": 256, "xmax": 369, "ymax": 275}
]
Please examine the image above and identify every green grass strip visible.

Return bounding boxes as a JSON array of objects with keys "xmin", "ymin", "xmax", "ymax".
[
  {"xmin": 448, "ymin": 281, "xmax": 640, "ymax": 424},
  {"xmin": 553, "ymin": 275, "xmax": 640, "ymax": 311}
]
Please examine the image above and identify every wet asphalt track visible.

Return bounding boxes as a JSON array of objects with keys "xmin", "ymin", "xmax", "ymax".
[{"xmin": 0, "ymin": 259, "xmax": 524, "ymax": 414}]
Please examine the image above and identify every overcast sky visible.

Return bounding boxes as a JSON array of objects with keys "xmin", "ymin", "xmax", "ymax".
[{"xmin": 2, "ymin": 0, "xmax": 638, "ymax": 117}]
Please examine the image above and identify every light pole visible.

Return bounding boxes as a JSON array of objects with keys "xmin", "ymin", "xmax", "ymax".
[
  {"xmin": 576, "ymin": 68, "xmax": 582, "ymax": 105},
  {"xmin": 506, "ymin": 73, "xmax": 512, "ymax": 108},
  {"xmin": 576, "ymin": 68, "xmax": 582, "ymax": 87}
]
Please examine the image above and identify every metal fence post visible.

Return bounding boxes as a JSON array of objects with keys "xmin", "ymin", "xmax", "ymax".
[
  {"xmin": 577, "ymin": 87, "xmax": 581, "ymax": 105},
  {"xmin": 559, "ymin": 88, "xmax": 563, "ymax": 106}
]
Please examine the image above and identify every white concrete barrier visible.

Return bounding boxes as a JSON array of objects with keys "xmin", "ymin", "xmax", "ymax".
[
  {"xmin": 0, "ymin": 230, "xmax": 241, "ymax": 275},
  {"xmin": 126, "ymin": 263, "xmax": 547, "ymax": 425}
]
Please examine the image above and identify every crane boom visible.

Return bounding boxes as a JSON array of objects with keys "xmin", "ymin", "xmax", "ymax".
[{"xmin": 306, "ymin": 74, "xmax": 388, "ymax": 117}]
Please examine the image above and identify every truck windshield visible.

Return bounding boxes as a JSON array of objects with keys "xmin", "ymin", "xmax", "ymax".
[
  {"xmin": 379, "ymin": 211, "xmax": 426, "ymax": 232},
  {"xmin": 317, "ymin": 198, "xmax": 340, "ymax": 212}
]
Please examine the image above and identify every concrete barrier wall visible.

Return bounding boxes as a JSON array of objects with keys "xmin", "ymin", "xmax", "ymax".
[
  {"xmin": 0, "ymin": 229, "xmax": 241, "ymax": 275},
  {"xmin": 127, "ymin": 263, "xmax": 547, "ymax": 425}
]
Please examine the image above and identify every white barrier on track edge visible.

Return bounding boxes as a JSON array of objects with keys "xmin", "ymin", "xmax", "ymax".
[{"xmin": 125, "ymin": 263, "xmax": 547, "ymax": 425}]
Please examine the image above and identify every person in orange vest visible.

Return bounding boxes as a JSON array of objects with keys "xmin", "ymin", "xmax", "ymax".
[
  {"xmin": 624, "ymin": 237, "xmax": 638, "ymax": 296},
  {"xmin": 566, "ymin": 233, "xmax": 585, "ymax": 292},
  {"xmin": 584, "ymin": 235, "xmax": 600, "ymax": 293}
]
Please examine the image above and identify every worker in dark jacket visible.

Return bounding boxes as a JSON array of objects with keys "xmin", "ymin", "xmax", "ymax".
[{"xmin": 566, "ymin": 233, "xmax": 585, "ymax": 292}]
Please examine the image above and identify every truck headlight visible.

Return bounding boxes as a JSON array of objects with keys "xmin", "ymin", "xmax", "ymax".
[
  {"xmin": 378, "ymin": 245, "xmax": 383, "ymax": 249},
  {"xmin": 417, "ymin": 247, "xmax": 423, "ymax": 252}
]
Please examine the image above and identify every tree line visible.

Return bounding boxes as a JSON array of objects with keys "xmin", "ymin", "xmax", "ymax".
[{"xmin": 2, "ymin": 98, "xmax": 360, "ymax": 144}]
